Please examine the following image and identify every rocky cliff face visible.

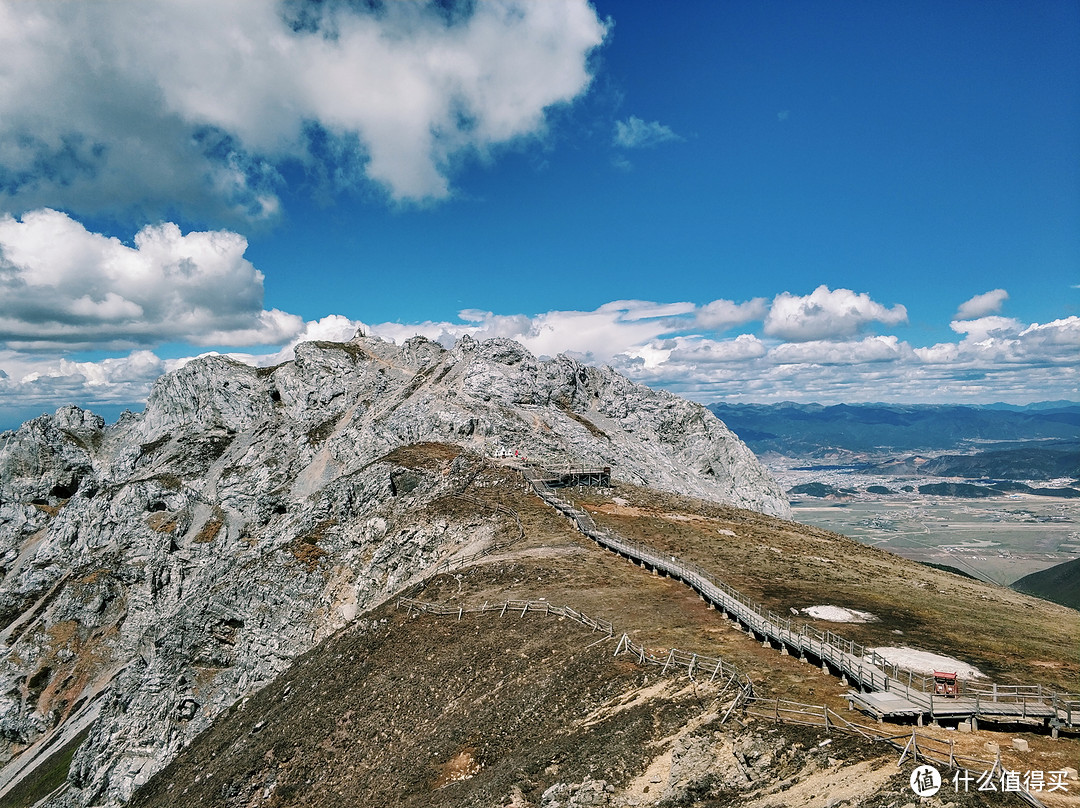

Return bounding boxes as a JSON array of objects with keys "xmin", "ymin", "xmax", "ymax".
[{"xmin": 0, "ymin": 334, "xmax": 788, "ymax": 806}]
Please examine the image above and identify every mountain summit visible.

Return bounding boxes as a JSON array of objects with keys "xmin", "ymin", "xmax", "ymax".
[
  {"xmin": 0, "ymin": 335, "xmax": 787, "ymax": 806},
  {"xmin": 130, "ymin": 334, "xmax": 789, "ymax": 518}
]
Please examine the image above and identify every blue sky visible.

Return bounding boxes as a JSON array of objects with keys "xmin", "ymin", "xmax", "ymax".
[{"xmin": 0, "ymin": 0, "xmax": 1078, "ymax": 430}]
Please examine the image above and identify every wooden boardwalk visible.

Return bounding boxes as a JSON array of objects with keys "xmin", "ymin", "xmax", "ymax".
[
  {"xmin": 519, "ymin": 467, "xmax": 1079, "ymax": 734},
  {"xmin": 524, "ymin": 462, "xmax": 610, "ymax": 488}
]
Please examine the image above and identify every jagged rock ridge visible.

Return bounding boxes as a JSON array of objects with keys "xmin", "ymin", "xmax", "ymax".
[
  {"xmin": 130, "ymin": 334, "xmax": 788, "ymax": 516},
  {"xmin": 0, "ymin": 334, "xmax": 788, "ymax": 807}
]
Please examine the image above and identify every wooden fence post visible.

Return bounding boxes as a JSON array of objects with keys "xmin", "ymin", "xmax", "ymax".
[{"xmin": 661, "ymin": 649, "xmax": 674, "ymax": 676}]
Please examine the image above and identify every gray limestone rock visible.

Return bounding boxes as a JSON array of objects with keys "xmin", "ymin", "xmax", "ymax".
[{"xmin": 0, "ymin": 335, "xmax": 788, "ymax": 807}]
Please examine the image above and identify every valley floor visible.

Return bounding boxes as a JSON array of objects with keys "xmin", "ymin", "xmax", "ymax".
[{"xmin": 771, "ymin": 459, "xmax": 1078, "ymax": 586}]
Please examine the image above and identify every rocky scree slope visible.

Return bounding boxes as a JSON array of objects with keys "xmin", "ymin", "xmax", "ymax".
[{"xmin": 0, "ymin": 334, "xmax": 786, "ymax": 807}]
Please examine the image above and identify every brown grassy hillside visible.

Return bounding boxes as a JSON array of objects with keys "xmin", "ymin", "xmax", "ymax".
[{"xmin": 128, "ymin": 449, "xmax": 1080, "ymax": 808}]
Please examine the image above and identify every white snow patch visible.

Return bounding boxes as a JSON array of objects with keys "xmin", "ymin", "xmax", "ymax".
[
  {"xmin": 801, "ymin": 605, "xmax": 878, "ymax": 623},
  {"xmin": 869, "ymin": 647, "xmax": 985, "ymax": 679}
]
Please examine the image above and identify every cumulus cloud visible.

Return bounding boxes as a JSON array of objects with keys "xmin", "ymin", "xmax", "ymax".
[
  {"xmin": 693, "ymin": 298, "xmax": 768, "ymax": 330},
  {"xmin": 0, "ymin": 209, "xmax": 302, "ymax": 350},
  {"xmin": 949, "ymin": 315, "xmax": 1023, "ymax": 341},
  {"xmin": 613, "ymin": 116, "xmax": 682, "ymax": 149},
  {"xmin": 1020, "ymin": 316, "xmax": 1080, "ymax": 348},
  {"xmin": 0, "ymin": 0, "xmax": 607, "ymax": 219},
  {"xmin": 919, "ymin": 315, "xmax": 1080, "ymax": 368},
  {"xmin": 767, "ymin": 335, "xmax": 908, "ymax": 365},
  {"xmin": 378, "ymin": 301, "xmax": 688, "ymax": 362},
  {"xmin": 763, "ymin": 285, "xmax": 908, "ymax": 342},
  {"xmin": 653, "ymin": 334, "xmax": 767, "ymax": 365},
  {"xmin": 955, "ymin": 288, "xmax": 1008, "ymax": 320},
  {"xmin": 4, "ymin": 298, "xmax": 1080, "ymax": 429},
  {"xmin": 0, "ymin": 349, "xmax": 175, "ymax": 411}
]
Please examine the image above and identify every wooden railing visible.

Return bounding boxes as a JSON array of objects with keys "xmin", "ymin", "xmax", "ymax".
[
  {"xmin": 520, "ymin": 468, "xmax": 1078, "ymax": 729},
  {"xmin": 396, "ymin": 595, "xmax": 753, "ymax": 707},
  {"xmin": 741, "ymin": 695, "xmax": 1048, "ymax": 808},
  {"xmin": 397, "ymin": 594, "xmax": 1048, "ymax": 808}
]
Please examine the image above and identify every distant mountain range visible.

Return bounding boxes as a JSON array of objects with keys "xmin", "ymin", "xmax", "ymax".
[
  {"xmin": 708, "ymin": 401, "xmax": 1080, "ymax": 457},
  {"xmin": 920, "ymin": 444, "xmax": 1079, "ymax": 481}
]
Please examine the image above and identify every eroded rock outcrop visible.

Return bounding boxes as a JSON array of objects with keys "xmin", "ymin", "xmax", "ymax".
[{"xmin": 0, "ymin": 334, "xmax": 787, "ymax": 806}]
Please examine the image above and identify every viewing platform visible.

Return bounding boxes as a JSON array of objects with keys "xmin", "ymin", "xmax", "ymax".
[{"xmin": 519, "ymin": 461, "xmax": 611, "ymax": 488}]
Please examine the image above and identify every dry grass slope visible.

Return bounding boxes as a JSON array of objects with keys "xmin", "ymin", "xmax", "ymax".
[{"xmin": 128, "ymin": 447, "xmax": 1080, "ymax": 808}]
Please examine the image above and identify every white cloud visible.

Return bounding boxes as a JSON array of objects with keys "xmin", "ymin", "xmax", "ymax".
[
  {"xmin": 0, "ymin": 0, "xmax": 607, "ymax": 219},
  {"xmin": 955, "ymin": 288, "xmax": 1008, "ymax": 320},
  {"xmin": 912, "ymin": 342, "xmax": 959, "ymax": 365},
  {"xmin": 613, "ymin": 116, "xmax": 682, "ymax": 149},
  {"xmin": 608, "ymin": 300, "xmax": 697, "ymax": 320},
  {"xmin": 657, "ymin": 334, "xmax": 767, "ymax": 364},
  {"xmin": 472, "ymin": 303, "xmax": 679, "ymax": 361},
  {"xmin": 221, "ymin": 315, "xmax": 369, "ymax": 368},
  {"xmin": 694, "ymin": 298, "xmax": 768, "ymax": 330},
  {"xmin": 920, "ymin": 315, "xmax": 1080, "ymax": 368},
  {"xmin": 0, "ymin": 349, "xmax": 175, "ymax": 410},
  {"xmin": 763, "ymin": 285, "xmax": 908, "ymax": 342},
  {"xmin": 360, "ymin": 300, "xmax": 709, "ymax": 362},
  {"xmin": 949, "ymin": 315, "xmax": 1023, "ymax": 341},
  {"xmin": 0, "ymin": 209, "xmax": 302, "ymax": 350},
  {"xmin": 768, "ymin": 335, "xmax": 908, "ymax": 365},
  {"xmin": 1018, "ymin": 316, "xmax": 1080, "ymax": 348},
  {"xmin": 4, "ymin": 301, "xmax": 1079, "ymax": 429}
]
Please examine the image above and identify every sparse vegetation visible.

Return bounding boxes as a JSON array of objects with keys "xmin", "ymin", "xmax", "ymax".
[
  {"xmin": 561, "ymin": 407, "xmax": 610, "ymax": 440},
  {"xmin": 918, "ymin": 482, "xmax": 994, "ymax": 498},
  {"xmin": 139, "ymin": 434, "xmax": 171, "ymax": 456},
  {"xmin": 572, "ymin": 480, "xmax": 1080, "ymax": 691},
  {"xmin": 10, "ymin": 435, "xmax": 1079, "ymax": 808},
  {"xmin": 287, "ymin": 519, "xmax": 338, "ymax": 571},
  {"xmin": 149, "ymin": 473, "xmax": 182, "ymax": 491},
  {"xmin": 146, "ymin": 512, "xmax": 178, "ymax": 533},
  {"xmin": 311, "ymin": 340, "xmax": 368, "ymax": 361},
  {"xmin": 787, "ymin": 482, "xmax": 837, "ymax": 497},
  {"xmin": 0, "ymin": 725, "xmax": 92, "ymax": 808},
  {"xmin": 380, "ymin": 442, "xmax": 463, "ymax": 471},
  {"xmin": 255, "ymin": 363, "xmax": 285, "ymax": 378},
  {"xmin": 306, "ymin": 413, "xmax": 342, "ymax": 445},
  {"xmin": 1012, "ymin": 557, "xmax": 1080, "ymax": 610},
  {"xmin": 192, "ymin": 517, "xmax": 223, "ymax": 544}
]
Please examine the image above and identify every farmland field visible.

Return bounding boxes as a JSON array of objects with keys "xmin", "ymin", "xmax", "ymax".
[
  {"xmin": 789, "ymin": 495, "xmax": 1078, "ymax": 585},
  {"xmin": 768, "ymin": 458, "xmax": 1079, "ymax": 585}
]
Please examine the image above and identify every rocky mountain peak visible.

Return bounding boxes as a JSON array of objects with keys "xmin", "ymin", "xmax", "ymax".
[
  {"xmin": 125, "ymin": 335, "xmax": 788, "ymax": 517},
  {"xmin": 0, "ymin": 336, "xmax": 787, "ymax": 807}
]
